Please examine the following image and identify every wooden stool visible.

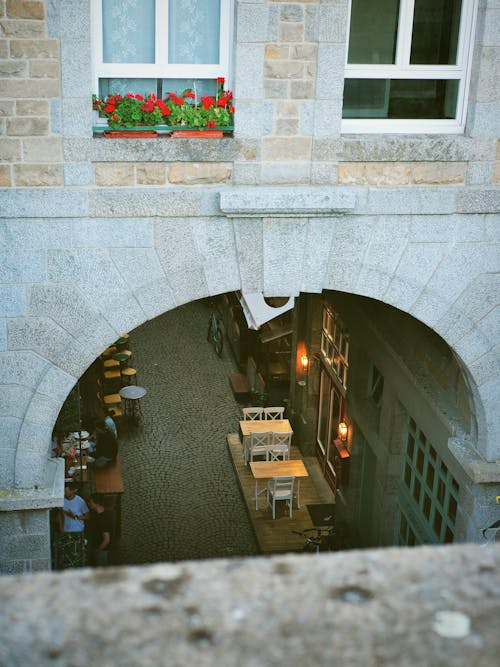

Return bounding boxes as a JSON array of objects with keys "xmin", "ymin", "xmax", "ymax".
[
  {"xmin": 103, "ymin": 368, "xmax": 121, "ymax": 391},
  {"xmin": 100, "ymin": 345, "xmax": 117, "ymax": 360},
  {"xmin": 103, "ymin": 358, "xmax": 120, "ymax": 370},
  {"xmin": 113, "ymin": 352, "xmax": 130, "ymax": 368},
  {"xmin": 103, "ymin": 393, "xmax": 121, "ymax": 409},
  {"xmin": 115, "ymin": 334, "xmax": 129, "ymax": 351},
  {"xmin": 121, "ymin": 367, "xmax": 137, "ymax": 386}
]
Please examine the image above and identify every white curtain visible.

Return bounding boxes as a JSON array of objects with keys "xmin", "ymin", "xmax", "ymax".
[
  {"xmin": 168, "ymin": 0, "xmax": 220, "ymax": 64},
  {"xmin": 103, "ymin": 0, "xmax": 155, "ymax": 64}
]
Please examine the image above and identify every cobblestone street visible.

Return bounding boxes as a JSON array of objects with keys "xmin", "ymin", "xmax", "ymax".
[{"xmin": 114, "ymin": 299, "xmax": 258, "ymax": 564}]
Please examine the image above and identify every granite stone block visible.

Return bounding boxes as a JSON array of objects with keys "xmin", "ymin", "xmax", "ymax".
[
  {"xmin": 62, "ymin": 97, "xmax": 92, "ymax": 137},
  {"xmin": 457, "ymin": 187, "xmax": 500, "ymax": 213},
  {"xmin": 64, "ymin": 162, "xmax": 93, "ymax": 186},
  {"xmin": 167, "ymin": 267, "xmax": 210, "ymax": 306},
  {"xmin": 0, "ymin": 319, "xmax": 6, "ymax": 351},
  {"xmin": 18, "ymin": 394, "xmax": 61, "ymax": 444},
  {"xmin": 311, "ymin": 99, "xmax": 342, "ymax": 137},
  {"xmin": 109, "ymin": 248, "xmax": 165, "ymax": 292},
  {"xmin": 316, "ymin": 44, "xmax": 346, "ymax": 100},
  {"xmin": 301, "ymin": 216, "xmax": 337, "ymax": 293},
  {"xmin": 0, "ymin": 447, "xmax": 15, "ymax": 487},
  {"xmin": 50, "ymin": 98, "xmax": 62, "ymax": 134},
  {"xmin": 363, "ymin": 188, "xmax": 458, "ymax": 215},
  {"xmin": 232, "ymin": 217, "xmax": 264, "ymax": 293},
  {"xmin": 383, "ymin": 242, "xmax": 448, "ymax": 312},
  {"xmin": 73, "ymin": 218, "xmax": 153, "ymax": 248},
  {"xmin": 154, "ymin": 218, "xmax": 204, "ymax": 277},
  {"xmin": 0, "ymin": 219, "xmax": 72, "ymax": 248},
  {"xmin": 59, "ymin": 0, "xmax": 90, "ymax": 39},
  {"xmin": 89, "ymin": 189, "xmax": 204, "ymax": 218},
  {"xmin": 0, "ymin": 189, "xmax": 88, "ymax": 218},
  {"xmin": 310, "ymin": 162, "xmax": 338, "ymax": 185},
  {"xmin": 234, "ymin": 101, "xmax": 273, "ymax": 137},
  {"xmin": 61, "ymin": 40, "xmax": 92, "ymax": 98},
  {"xmin": 36, "ymin": 365, "xmax": 77, "ymax": 403},
  {"xmin": 220, "ymin": 186, "xmax": 355, "ymax": 216},
  {"xmin": 231, "ymin": 162, "xmax": 262, "ymax": 185},
  {"xmin": 132, "ymin": 279, "xmax": 177, "ymax": 321},
  {"xmin": 235, "ymin": 44, "xmax": 265, "ymax": 98},
  {"xmin": 263, "ymin": 217, "xmax": 308, "ymax": 296},
  {"xmin": 261, "ymin": 162, "xmax": 311, "ymax": 184},
  {"xmin": 237, "ymin": 4, "xmax": 274, "ymax": 42},
  {"xmin": 318, "ymin": 3, "xmax": 349, "ymax": 43},
  {"xmin": 28, "ymin": 283, "xmax": 99, "ymax": 336},
  {"xmin": 8, "ymin": 317, "xmax": 75, "ymax": 366},
  {"xmin": 0, "ymin": 385, "xmax": 34, "ymax": 420},
  {"xmin": 193, "ymin": 217, "xmax": 240, "ymax": 296},
  {"xmin": 0, "ymin": 416, "xmax": 22, "ymax": 449},
  {"xmin": 0, "ymin": 284, "xmax": 25, "ymax": 317},
  {"xmin": 0, "ymin": 249, "xmax": 45, "ymax": 282},
  {"xmin": 0, "ymin": 351, "xmax": 48, "ymax": 390}
]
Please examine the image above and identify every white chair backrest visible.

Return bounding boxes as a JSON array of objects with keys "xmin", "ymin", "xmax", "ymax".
[
  {"xmin": 266, "ymin": 444, "xmax": 289, "ymax": 462},
  {"xmin": 264, "ymin": 406, "xmax": 285, "ymax": 420},
  {"xmin": 271, "ymin": 431, "xmax": 292, "ymax": 447},
  {"xmin": 243, "ymin": 407, "xmax": 264, "ymax": 421},
  {"xmin": 249, "ymin": 431, "xmax": 272, "ymax": 447},
  {"xmin": 270, "ymin": 476, "xmax": 295, "ymax": 495}
]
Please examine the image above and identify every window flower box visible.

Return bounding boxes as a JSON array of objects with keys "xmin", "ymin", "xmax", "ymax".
[{"xmin": 92, "ymin": 79, "xmax": 234, "ymax": 137}]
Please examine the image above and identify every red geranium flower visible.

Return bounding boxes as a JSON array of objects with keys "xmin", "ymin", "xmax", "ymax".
[
  {"xmin": 206, "ymin": 119, "xmax": 217, "ymax": 128},
  {"xmin": 104, "ymin": 104, "xmax": 115, "ymax": 113},
  {"xmin": 184, "ymin": 91, "xmax": 196, "ymax": 99},
  {"xmin": 134, "ymin": 94, "xmax": 144, "ymax": 100},
  {"xmin": 229, "ymin": 105, "xmax": 235, "ymax": 113},
  {"xmin": 201, "ymin": 95, "xmax": 215, "ymax": 110},
  {"xmin": 111, "ymin": 114, "xmax": 118, "ymax": 121},
  {"xmin": 216, "ymin": 77, "xmax": 225, "ymax": 85}
]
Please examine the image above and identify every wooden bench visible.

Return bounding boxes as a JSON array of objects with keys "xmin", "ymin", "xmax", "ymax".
[{"xmin": 229, "ymin": 372, "xmax": 250, "ymax": 399}]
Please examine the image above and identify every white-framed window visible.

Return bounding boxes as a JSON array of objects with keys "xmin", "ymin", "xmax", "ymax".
[
  {"xmin": 342, "ymin": 0, "xmax": 478, "ymax": 134},
  {"xmin": 321, "ymin": 305, "xmax": 349, "ymax": 391},
  {"xmin": 91, "ymin": 0, "xmax": 233, "ymax": 100}
]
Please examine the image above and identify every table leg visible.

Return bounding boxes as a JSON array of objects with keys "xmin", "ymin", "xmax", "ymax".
[{"xmin": 255, "ymin": 479, "xmax": 259, "ymax": 511}]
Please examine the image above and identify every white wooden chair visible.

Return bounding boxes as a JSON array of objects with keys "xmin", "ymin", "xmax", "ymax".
[
  {"xmin": 245, "ymin": 430, "xmax": 272, "ymax": 465},
  {"xmin": 265, "ymin": 432, "xmax": 292, "ymax": 462},
  {"xmin": 263, "ymin": 406, "xmax": 285, "ymax": 420},
  {"xmin": 242, "ymin": 407, "xmax": 264, "ymax": 421},
  {"xmin": 266, "ymin": 476, "xmax": 295, "ymax": 519}
]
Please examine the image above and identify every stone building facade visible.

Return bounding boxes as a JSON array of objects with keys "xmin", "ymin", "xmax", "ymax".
[{"xmin": 0, "ymin": 0, "xmax": 498, "ymax": 572}]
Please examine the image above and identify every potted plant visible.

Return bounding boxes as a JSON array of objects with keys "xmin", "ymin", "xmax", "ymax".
[{"xmin": 92, "ymin": 78, "xmax": 234, "ymax": 137}]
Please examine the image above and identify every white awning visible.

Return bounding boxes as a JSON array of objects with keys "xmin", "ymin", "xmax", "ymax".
[{"xmin": 238, "ymin": 292, "xmax": 294, "ymax": 330}]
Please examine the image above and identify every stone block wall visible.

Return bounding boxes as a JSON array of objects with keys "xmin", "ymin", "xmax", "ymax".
[
  {"xmin": 0, "ymin": 0, "xmax": 61, "ymax": 187},
  {"xmin": 0, "ymin": 0, "xmax": 499, "ymax": 571}
]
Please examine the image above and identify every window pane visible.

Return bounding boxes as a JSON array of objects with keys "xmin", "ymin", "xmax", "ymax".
[
  {"xmin": 168, "ymin": 0, "xmax": 220, "ymax": 64},
  {"xmin": 343, "ymin": 79, "xmax": 458, "ymax": 119},
  {"xmin": 99, "ymin": 78, "xmax": 158, "ymax": 99},
  {"xmin": 426, "ymin": 463, "xmax": 435, "ymax": 491},
  {"xmin": 411, "ymin": 0, "xmax": 462, "ymax": 65},
  {"xmin": 161, "ymin": 78, "xmax": 216, "ymax": 98},
  {"xmin": 102, "ymin": 0, "xmax": 155, "ymax": 64},
  {"xmin": 348, "ymin": 0, "xmax": 400, "ymax": 64}
]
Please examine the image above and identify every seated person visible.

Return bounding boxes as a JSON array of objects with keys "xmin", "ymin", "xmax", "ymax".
[{"xmin": 93, "ymin": 422, "xmax": 118, "ymax": 468}]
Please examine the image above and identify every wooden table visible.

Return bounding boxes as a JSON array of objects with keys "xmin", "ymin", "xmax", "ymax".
[
  {"xmin": 239, "ymin": 419, "xmax": 293, "ymax": 438},
  {"xmin": 249, "ymin": 459, "xmax": 308, "ymax": 510}
]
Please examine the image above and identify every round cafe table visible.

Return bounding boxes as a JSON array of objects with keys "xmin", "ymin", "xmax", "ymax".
[{"xmin": 119, "ymin": 385, "xmax": 147, "ymax": 420}]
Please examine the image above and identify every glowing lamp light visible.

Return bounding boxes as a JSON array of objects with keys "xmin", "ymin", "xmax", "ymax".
[
  {"xmin": 300, "ymin": 354, "xmax": 309, "ymax": 372},
  {"xmin": 338, "ymin": 421, "xmax": 348, "ymax": 441}
]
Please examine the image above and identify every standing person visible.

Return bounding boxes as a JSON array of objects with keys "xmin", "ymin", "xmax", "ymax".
[
  {"xmin": 88, "ymin": 493, "xmax": 113, "ymax": 567},
  {"xmin": 57, "ymin": 483, "xmax": 89, "ymax": 569}
]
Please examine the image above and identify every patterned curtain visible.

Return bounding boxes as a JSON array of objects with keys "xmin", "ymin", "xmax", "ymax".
[
  {"xmin": 168, "ymin": 0, "xmax": 220, "ymax": 64},
  {"xmin": 103, "ymin": 0, "xmax": 155, "ymax": 63}
]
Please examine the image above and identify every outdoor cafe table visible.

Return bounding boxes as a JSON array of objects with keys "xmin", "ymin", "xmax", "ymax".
[
  {"xmin": 249, "ymin": 459, "xmax": 308, "ymax": 511},
  {"xmin": 239, "ymin": 419, "xmax": 293, "ymax": 445}
]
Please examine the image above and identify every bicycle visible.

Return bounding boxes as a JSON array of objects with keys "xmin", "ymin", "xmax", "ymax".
[
  {"xmin": 292, "ymin": 526, "xmax": 336, "ymax": 554},
  {"xmin": 207, "ymin": 304, "xmax": 224, "ymax": 357}
]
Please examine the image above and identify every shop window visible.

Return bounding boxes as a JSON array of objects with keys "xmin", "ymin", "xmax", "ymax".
[
  {"xmin": 321, "ymin": 305, "xmax": 349, "ymax": 390},
  {"xmin": 91, "ymin": 1, "xmax": 232, "ymax": 104},
  {"xmin": 399, "ymin": 416, "xmax": 460, "ymax": 545},
  {"xmin": 342, "ymin": 0, "xmax": 478, "ymax": 133},
  {"xmin": 368, "ymin": 364, "xmax": 384, "ymax": 408}
]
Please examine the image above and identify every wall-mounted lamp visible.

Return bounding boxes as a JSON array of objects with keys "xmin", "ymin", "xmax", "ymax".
[
  {"xmin": 338, "ymin": 421, "xmax": 348, "ymax": 441},
  {"xmin": 300, "ymin": 354, "xmax": 309, "ymax": 372}
]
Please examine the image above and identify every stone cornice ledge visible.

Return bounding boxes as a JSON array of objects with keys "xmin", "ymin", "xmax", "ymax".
[
  {"xmin": 0, "ymin": 458, "xmax": 64, "ymax": 512},
  {"xmin": 220, "ymin": 187, "xmax": 356, "ymax": 217}
]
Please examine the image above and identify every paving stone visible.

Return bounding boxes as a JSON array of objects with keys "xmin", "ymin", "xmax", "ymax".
[{"xmin": 114, "ymin": 300, "xmax": 258, "ymax": 564}]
